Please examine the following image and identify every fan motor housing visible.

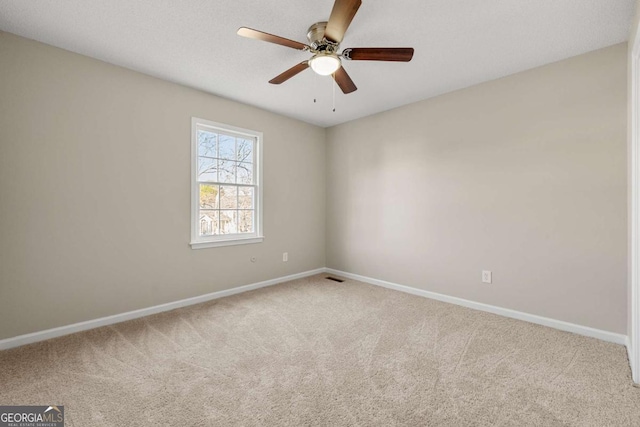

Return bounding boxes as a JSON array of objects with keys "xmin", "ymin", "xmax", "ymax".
[
  {"xmin": 307, "ymin": 22, "xmax": 339, "ymax": 53},
  {"xmin": 307, "ymin": 22, "xmax": 327, "ymax": 45}
]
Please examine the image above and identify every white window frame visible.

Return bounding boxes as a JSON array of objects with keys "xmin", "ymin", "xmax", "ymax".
[{"xmin": 190, "ymin": 117, "xmax": 263, "ymax": 249}]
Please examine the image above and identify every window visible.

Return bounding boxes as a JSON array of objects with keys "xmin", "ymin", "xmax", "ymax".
[{"xmin": 190, "ymin": 118, "xmax": 263, "ymax": 249}]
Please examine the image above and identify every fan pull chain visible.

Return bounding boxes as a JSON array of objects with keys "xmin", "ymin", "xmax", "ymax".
[{"xmin": 332, "ymin": 78, "xmax": 336, "ymax": 112}]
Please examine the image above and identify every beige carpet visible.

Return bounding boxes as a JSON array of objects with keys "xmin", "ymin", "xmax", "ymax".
[{"xmin": 1, "ymin": 274, "xmax": 639, "ymax": 426}]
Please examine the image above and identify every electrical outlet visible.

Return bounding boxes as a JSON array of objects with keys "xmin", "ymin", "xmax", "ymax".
[
  {"xmin": 482, "ymin": 270, "xmax": 492, "ymax": 284},
  {"xmin": 283, "ymin": 252, "xmax": 288, "ymax": 262}
]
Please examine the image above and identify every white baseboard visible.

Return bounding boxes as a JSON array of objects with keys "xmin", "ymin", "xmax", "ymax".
[
  {"xmin": 325, "ymin": 268, "xmax": 628, "ymax": 346},
  {"xmin": 628, "ymin": 336, "xmax": 638, "ymax": 384},
  {"xmin": 0, "ymin": 268, "xmax": 325, "ymax": 351},
  {"xmin": 1, "ymin": 267, "xmax": 629, "ymax": 352}
]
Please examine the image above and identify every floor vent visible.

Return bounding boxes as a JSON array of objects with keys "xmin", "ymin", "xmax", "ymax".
[{"xmin": 325, "ymin": 276, "xmax": 344, "ymax": 283}]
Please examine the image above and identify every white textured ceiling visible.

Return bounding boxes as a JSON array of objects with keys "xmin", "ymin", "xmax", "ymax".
[{"xmin": 0, "ymin": 0, "xmax": 635, "ymax": 127}]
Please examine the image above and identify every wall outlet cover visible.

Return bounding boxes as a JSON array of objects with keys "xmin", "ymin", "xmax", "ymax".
[{"xmin": 482, "ymin": 270, "xmax": 492, "ymax": 284}]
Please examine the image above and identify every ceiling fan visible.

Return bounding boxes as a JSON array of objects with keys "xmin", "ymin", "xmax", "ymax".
[{"xmin": 237, "ymin": 0, "xmax": 414, "ymax": 94}]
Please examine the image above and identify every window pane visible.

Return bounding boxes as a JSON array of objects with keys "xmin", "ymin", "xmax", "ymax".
[
  {"xmin": 219, "ymin": 134, "xmax": 235, "ymax": 160},
  {"xmin": 219, "ymin": 210, "xmax": 237, "ymax": 234},
  {"xmin": 199, "ymin": 210, "xmax": 219, "ymax": 236},
  {"xmin": 199, "ymin": 184, "xmax": 219, "ymax": 209},
  {"xmin": 218, "ymin": 159, "xmax": 235, "ymax": 183},
  {"xmin": 219, "ymin": 186, "xmax": 237, "ymax": 209},
  {"xmin": 238, "ymin": 186, "xmax": 253, "ymax": 209},
  {"xmin": 198, "ymin": 157, "xmax": 217, "ymax": 182},
  {"xmin": 238, "ymin": 210, "xmax": 253, "ymax": 233},
  {"xmin": 198, "ymin": 130, "xmax": 217, "ymax": 157},
  {"xmin": 237, "ymin": 139, "xmax": 253, "ymax": 163},
  {"xmin": 236, "ymin": 162, "xmax": 253, "ymax": 184}
]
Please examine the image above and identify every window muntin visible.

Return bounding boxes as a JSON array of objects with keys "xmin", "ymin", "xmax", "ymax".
[{"xmin": 191, "ymin": 118, "xmax": 262, "ymax": 248}]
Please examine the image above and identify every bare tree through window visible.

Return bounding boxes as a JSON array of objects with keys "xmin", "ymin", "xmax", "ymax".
[{"xmin": 196, "ymin": 128, "xmax": 256, "ymax": 237}]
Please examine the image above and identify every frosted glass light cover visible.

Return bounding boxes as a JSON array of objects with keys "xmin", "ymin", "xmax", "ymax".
[{"xmin": 309, "ymin": 54, "xmax": 341, "ymax": 76}]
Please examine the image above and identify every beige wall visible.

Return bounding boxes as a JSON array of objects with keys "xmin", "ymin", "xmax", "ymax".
[
  {"xmin": 0, "ymin": 31, "xmax": 629, "ymax": 341},
  {"xmin": 326, "ymin": 44, "xmax": 628, "ymax": 334},
  {"xmin": 0, "ymin": 32, "xmax": 326, "ymax": 340}
]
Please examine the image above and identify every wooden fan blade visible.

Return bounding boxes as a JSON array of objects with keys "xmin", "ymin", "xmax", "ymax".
[
  {"xmin": 344, "ymin": 47, "xmax": 414, "ymax": 62},
  {"xmin": 269, "ymin": 62, "xmax": 310, "ymax": 84},
  {"xmin": 325, "ymin": 0, "xmax": 362, "ymax": 43},
  {"xmin": 332, "ymin": 66, "xmax": 357, "ymax": 94},
  {"xmin": 237, "ymin": 27, "xmax": 309, "ymax": 51}
]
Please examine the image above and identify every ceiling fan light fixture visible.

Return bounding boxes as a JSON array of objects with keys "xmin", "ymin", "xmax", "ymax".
[{"xmin": 309, "ymin": 53, "xmax": 341, "ymax": 76}]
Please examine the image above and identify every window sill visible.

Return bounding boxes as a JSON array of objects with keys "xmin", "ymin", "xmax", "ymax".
[{"xmin": 190, "ymin": 236, "xmax": 264, "ymax": 249}]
